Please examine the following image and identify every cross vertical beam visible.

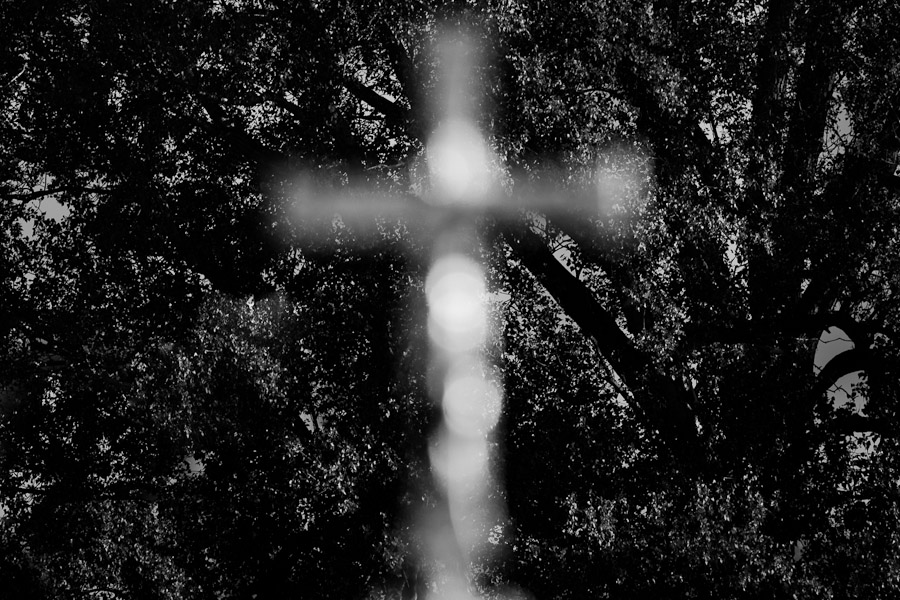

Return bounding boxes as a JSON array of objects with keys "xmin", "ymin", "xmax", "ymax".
[{"xmin": 416, "ymin": 31, "xmax": 506, "ymax": 599}]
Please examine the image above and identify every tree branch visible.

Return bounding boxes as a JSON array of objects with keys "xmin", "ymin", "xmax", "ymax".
[
  {"xmin": 827, "ymin": 414, "xmax": 893, "ymax": 436},
  {"xmin": 548, "ymin": 217, "xmax": 647, "ymax": 334},
  {"xmin": 782, "ymin": 1, "xmax": 843, "ymax": 193},
  {"xmin": 341, "ymin": 77, "xmax": 410, "ymax": 130},
  {"xmin": 684, "ymin": 310, "xmax": 870, "ymax": 348},
  {"xmin": 814, "ymin": 347, "xmax": 868, "ymax": 397},
  {"xmin": 2, "ymin": 186, "xmax": 113, "ymax": 203},
  {"xmin": 501, "ymin": 219, "xmax": 705, "ymax": 466},
  {"xmin": 375, "ymin": 20, "xmax": 423, "ymax": 140},
  {"xmin": 748, "ymin": 0, "xmax": 796, "ymax": 162}
]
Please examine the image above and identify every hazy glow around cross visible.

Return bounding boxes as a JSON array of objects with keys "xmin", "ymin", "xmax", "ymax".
[
  {"xmin": 595, "ymin": 145, "xmax": 651, "ymax": 215},
  {"xmin": 443, "ymin": 364, "xmax": 502, "ymax": 437},
  {"xmin": 426, "ymin": 253, "xmax": 488, "ymax": 353},
  {"xmin": 426, "ymin": 118, "xmax": 496, "ymax": 204},
  {"xmin": 596, "ymin": 167, "xmax": 629, "ymax": 212},
  {"xmin": 430, "ymin": 431, "xmax": 490, "ymax": 490},
  {"xmin": 414, "ymin": 26, "xmax": 515, "ymax": 600}
]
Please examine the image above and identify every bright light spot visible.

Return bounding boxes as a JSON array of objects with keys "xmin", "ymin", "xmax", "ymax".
[
  {"xmin": 595, "ymin": 146, "xmax": 649, "ymax": 215},
  {"xmin": 426, "ymin": 118, "xmax": 495, "ymax": 203},
  {"xmin": 443, "ymin": 364, "xmax": 502, "ymax": 437},
  {"xmin": 425, "ymin": 578, "xmax": 481, "ymax": 600},
  {"xmin": 426, "ymin": 254, "xmax": 487, "ymax": 352},
  {"xmin": 813, "ymin": 326, "xmax": 854, "ymax": 374},
  {"xmin": 829, "ymin": 370, "xmax": 867, "ymax": 415},
  {"xmin": 39, "ymin": 197, "xmax": 70, "ymax": 222},
  {"xmin": 429, "ymin": 431, "xmax": 489, "ymax": 490},
  {"xmin": 596, "ymin": 168, "xmax": 630, "ymax": 213}
]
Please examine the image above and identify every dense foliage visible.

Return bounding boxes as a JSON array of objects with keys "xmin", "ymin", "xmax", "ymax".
[{"xmin": 3, "ymin": 0, "xmax": 900, "ymax": 598}]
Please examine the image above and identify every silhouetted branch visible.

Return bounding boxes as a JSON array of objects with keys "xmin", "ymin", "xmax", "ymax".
[
  {"xmin": 3, "ymin": 186, "xmax": 113, "ymax": 203},
  {"xmin": 342, "ymin": 77, "xmax": 410, "ymax": 128},
  {"xmin": 501, "ymin": 219, "xmax": 705, "ymax": 466}
]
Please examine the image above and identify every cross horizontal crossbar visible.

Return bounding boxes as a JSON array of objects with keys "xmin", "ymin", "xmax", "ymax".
[{"xmin": 285, "ymin": 184, "xmax": 624, "ymax": 246}]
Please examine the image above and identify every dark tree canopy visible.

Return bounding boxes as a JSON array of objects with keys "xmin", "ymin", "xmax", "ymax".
[{"xmin": 3, "ymin": 0, "xmax": 900, "ymax": 598}]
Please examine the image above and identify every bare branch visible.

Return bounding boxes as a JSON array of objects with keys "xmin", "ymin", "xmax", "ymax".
[
  {"xmin": 3, "ymin": 186, "xmax": 113, "ymax": 203},
  {"xmin": 6, "ymin": 63, "xmax": 28, "ymax": 86},
  {"xmin": 342, "ymin": 77, "xmax": 409, "ymax": 128},
  {"xmin": 501, "ymin": 219, "xmax": 705, "ymax": 466},
  {"xmin": 375, "ymin": 21, "xmax": 423, "ymax": 139},
  {"xmin": 815, "ymin": 347, "xmax": 868, "ymax": 397}
]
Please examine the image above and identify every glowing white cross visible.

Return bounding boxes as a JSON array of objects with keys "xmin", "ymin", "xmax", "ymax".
[
  {"xmin": 291, "ymin": 34, "xmax": 510, "ymax": 599},
  {"xmin": 285, "ymin": 31, "xmax": 626, "ymax": 599},
  {"xmin": 408, "ymin": 34, "xmax": 506, "ymax": 600}
]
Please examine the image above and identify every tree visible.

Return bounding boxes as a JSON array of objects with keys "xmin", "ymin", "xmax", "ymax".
[{"xmin": 3, "ymin": 0, "xmax": 900, "ymax": 597}]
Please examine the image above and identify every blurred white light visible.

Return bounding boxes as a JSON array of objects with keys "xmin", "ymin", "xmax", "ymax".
[
  {"xmin": 429, "ymin": 430, "xmax": 490, "ymax": 490},
  {"xmin": 426, "ymin": 578, "xmax": 481, "ymax": 600},
  {"xmin": 426, "ymin": 254, "xmax": 487, "ymax": 352},
  {"xmin": 426, "ymin": 118, "xmax": 495, "ymax": 203},
  {"xmin": 595, "ymin": 146, "xmax": 650, "ymax": 215},
  {"xmin": 443, "ymin": 367, "xmax": 502, "ymax": 437},
  {"xmin": 596, "ymin": 168, "xmax": 629, "ymax": 212}
]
